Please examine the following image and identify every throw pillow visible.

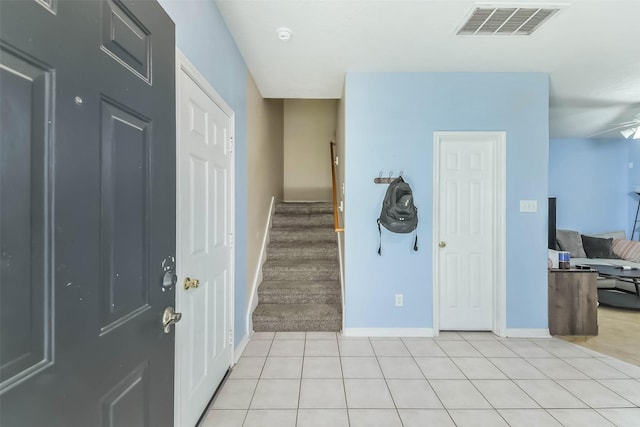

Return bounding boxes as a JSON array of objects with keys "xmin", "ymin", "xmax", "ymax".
[
  {"xmin": 556, "ymin": 229, "xmax": 587, "ymax": 258},
  {"xmin": 612, "ymin": 238, "xmax": 640, "ymax": 262},
  {"xmin": 581, "ymin": 235, "xmax": 620, "ymax": 259}
]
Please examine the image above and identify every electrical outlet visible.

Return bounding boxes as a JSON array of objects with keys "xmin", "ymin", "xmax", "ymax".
[{"xmin": 395, "ymin": 294, "xmax": 403, "ymax": 307}]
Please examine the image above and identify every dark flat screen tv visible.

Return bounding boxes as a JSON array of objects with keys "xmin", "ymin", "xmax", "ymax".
[{"xmin": 548, "ymin": 197, "xmax": 556, "ymax": 249}]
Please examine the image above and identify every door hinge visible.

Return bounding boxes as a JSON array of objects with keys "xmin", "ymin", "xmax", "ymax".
[
  {"xmin": 228, "ymin": 329, "xmax": 233, "ymax": 345},
  {"xmin": 229, "ymin": 136, "xmax": 234, "ymax": 153},
  {"xmin": 229, "ymin": 233, "xmax": 233, "ymax": 248}
]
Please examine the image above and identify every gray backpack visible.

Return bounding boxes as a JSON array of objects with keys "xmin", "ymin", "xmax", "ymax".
[{"xmin": 377, "ymin": 177, "xmax": 418, "ymax": 255}]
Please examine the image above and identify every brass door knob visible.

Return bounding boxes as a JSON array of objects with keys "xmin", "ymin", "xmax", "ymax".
[
  {"xmin": 439, "ymin": 241, "xmax": 447, "ymax": 248},
  {"xmin": 183, "ymin": 277, "xmax": 200, "ymax": 290}
]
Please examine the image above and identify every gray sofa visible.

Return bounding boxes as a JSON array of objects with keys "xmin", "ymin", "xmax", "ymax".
[{"xmin": 549, "ymin": 230, "xmax": 639, "ymax": 293}]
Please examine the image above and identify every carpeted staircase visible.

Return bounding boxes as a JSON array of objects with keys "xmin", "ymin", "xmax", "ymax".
[{"xmin": 252, "ymin": 202, "xmax": 342, "ymax": 332}]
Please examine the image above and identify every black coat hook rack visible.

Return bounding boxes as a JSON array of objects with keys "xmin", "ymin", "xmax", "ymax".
[{"xmin": 374, "ymin": 170, "xmax": 404, "ymax": 184}]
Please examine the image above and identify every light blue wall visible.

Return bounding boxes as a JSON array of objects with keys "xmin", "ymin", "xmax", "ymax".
[
  {"xmin": 344, "ymin": 72, "xmax": 549, "ymax": 330},
  {"xmin": 158, "ymin": 0, "xmax": 248, "ymax": 347},
  {"xmin": 549, "ymin": 138, "xmax": 629, "ymax": 237},
  {"xmin": 627, "ymin": 141, "xmax": 640, "ymax": 239}
]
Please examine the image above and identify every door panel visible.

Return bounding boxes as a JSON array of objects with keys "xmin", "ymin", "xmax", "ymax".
[
  {"xmin": 0, "ymin": 1, "xmax": 175, "ymax": 426},
  {"xmin": 177, "ymin": 63, "xmax": 233, "ymax": 427},
  {"xmin": 190, "ymin": 156, "xmax": 208, "ymax": 254},
  {"xmin": 101, "ymin": 362, "xmax": 150, "ymax": 427},
  {"xmin": 438, "ymin": 134, "xmax": 495, "ymax": 330},
  {"xmin": 0, "ymin": 46, "xmax": 54, "ymax": 391},
  {"xmin": 99, "ymin": 99, "xmax": 151, "ymax": 334},
  {"xmin": 101, "ymin": 0, "xmax": 151, "ymax": 82}
]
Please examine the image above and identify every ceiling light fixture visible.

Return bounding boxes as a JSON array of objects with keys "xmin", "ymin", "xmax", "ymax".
[
  {"xmin": 621, "ymin": 128, "xmax": 637, "ymax": 139},
  {"xmin": 276, "ymin": 27, "xmax": 292, "ymax": 42}
]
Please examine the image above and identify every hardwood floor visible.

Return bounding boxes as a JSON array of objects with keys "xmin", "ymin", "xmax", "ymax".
[{"xmin": 559, "ymin": 306, "xmax": 640, "ymax": 366}]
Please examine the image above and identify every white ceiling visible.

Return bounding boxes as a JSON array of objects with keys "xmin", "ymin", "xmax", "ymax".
[{"xmin": 214, "ymin": 0, "xmax": 640, "ymax": 138}]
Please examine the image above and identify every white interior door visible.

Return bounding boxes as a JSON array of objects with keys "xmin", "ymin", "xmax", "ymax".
[
  {"xmin": 435, "ymin": 132, "xmax": 500, "ymax": 331},
  {"xmin": 176, "ymin": 53, "xmax": 234, "ymax": 427}
]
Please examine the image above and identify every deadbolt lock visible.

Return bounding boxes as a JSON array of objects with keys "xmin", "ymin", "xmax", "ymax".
[
  {"xmin": 160, "ymin": 255, "xmax": 177, "ymax": 292},
  {"xmin": 184, "ymin": 277, "xmax": 200, "ymax": 290}
]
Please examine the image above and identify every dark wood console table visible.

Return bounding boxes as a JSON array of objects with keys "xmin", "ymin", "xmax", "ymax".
[{"xmin": 548, "ymin": 269, "xmax": 598, "ymax": 336}]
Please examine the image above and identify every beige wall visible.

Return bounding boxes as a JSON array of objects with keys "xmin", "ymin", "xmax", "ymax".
[
  {"xmin": 284, "ymin": 99, "xmax": 338, "ymax": 201},
  {"xmin": 246, "ymin": 74, "xmax": 283, "ymax": 307}
]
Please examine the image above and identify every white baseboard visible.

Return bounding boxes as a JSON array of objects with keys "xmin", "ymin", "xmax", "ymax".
[
  {"xmin": 342, "ymin": 328, "xmax": 434, "ymax": 338},
  {"xmin": 233, "ymin": 332, "xmax": 251, "ymax": 364},
  {"xmin": 504, "ymin": 328, "xmax": 551, "ymax": 338},
  {"xmin": 340, "ymin": 328, "xmax": 549, "ymax": 339},
  {"xmin": 246, "ymin": 196, "xmax": 275, "ymax": 337}
]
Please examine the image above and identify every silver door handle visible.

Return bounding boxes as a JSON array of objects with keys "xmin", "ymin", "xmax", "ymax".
[{"xmin": 162, "ymin": 306, "xmax": 182, "ymax": 333}]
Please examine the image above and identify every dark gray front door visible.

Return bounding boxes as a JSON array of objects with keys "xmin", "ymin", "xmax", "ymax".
[{"xmin": 0, "ymin": 1, "xmax": 176, "ymax": 426}]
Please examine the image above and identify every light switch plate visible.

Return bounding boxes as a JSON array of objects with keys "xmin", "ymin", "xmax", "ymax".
[
  {"xmin": 395, "ymin": 294, "xmax": 403, "ymax": 307},
  {"xmin": 520, "ymin": 200, "xmax": 537, "ymax": 212}
]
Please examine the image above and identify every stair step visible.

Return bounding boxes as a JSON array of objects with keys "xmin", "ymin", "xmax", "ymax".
[
  {"xmin": 263, "ymin": 260, "xmax": 339, "ymax": 281},
  {"xmin": 258, "ymin": 280, "xmax": 340, "ymax": 304},
  {"xmin": 270, "ymin": 228, "xmax": 336, "ymax": 243},
  {"xmin": 252, "ymin": 303, "xmax": 341, "ymax": 332},
  {"xmin": 275, "ymin": 202, "xmax": 333, "ymax": 215},
  {"xmin": 267, "ymin": 242, "xmax": 338, "ymax": 260},
  {"xmin": 272, "ymin": 213, "xmax": 333, "ymax": 229},
  {"xmin": 252, "ymin": 201, "xmax": 342, "ymax": 333}
]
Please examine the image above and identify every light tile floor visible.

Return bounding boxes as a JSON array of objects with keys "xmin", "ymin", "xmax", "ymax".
[{"xmin": 200, "ymin": 332, "xmax": 640, "ymax": 427}]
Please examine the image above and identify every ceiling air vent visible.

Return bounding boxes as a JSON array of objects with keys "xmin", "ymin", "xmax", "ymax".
[{"xmin": 457, "ymin": 7, "xmax": 560, "ymax": 35}]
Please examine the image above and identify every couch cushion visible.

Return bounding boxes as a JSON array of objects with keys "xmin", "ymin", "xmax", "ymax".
[
  {"xmin": 612, "ymin": 238, "xmax": 640, "ymax": 262},
  {"xmin": 556, "ymin": 229, "xmax": 587, "ymax": 258},
  {"xmin": 590, "ymin": 230, "xmax": 626, "ymax": 240},
  {"xmin": 581, "ymin": 235, "xmax": 619, "ymax": 259}
]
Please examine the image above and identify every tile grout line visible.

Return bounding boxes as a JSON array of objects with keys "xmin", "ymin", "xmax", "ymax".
[
  {"xmin": 479, "ymin": 339, "xmax": 602, "ymax": 418},
  {"xmin": 294, "ymin": 333, "xmax": 307, "ymax": 427},
  {"xmin": 548, "ymin": 376, "xmax": 636, "ymax": 410},
  {"xmin": 246, "ymin": 336, "xmax": 276, "ymax": 425},
  {"xmin": 368, "ymin": 337, "xmax": 405, "ymax": 427},
  {"xmin": 480, "ymin": 351, "xmax": 566, "ymax": 419},
  {"xmin": 600, "ymin": 357, "xmax": 640, "ymax": 379},
  {"xmin": 595, "ymin": 378, "xmax": 640, "ymax": 408},
  {"xmin": 335, "ymin": 333, "xmax": 351, "ymax": 427},
  {"xmin": 489, "ymin": 338, "xmax": 638, "ymax": 423},
  {"xmin": 484, "ymin": 352, "xmax": 551, "ymax": 381},
  {"xmin": 456, "ymin": 336, "xmax": 512, "ymax": 426},
  {"xmin": 525, "ymin": 344, "xmax": 636, "ymax": 410},
  {"xmin": 388, "ymin": 338, "xmax": 410, "ymax": 426},
  {"xmin": 400, "ymin": 337, "xmax": 455, "ymax": 426},
  {"xmin": 436, "ymin": 334, "xmax": 571, "ymax": 424}
]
